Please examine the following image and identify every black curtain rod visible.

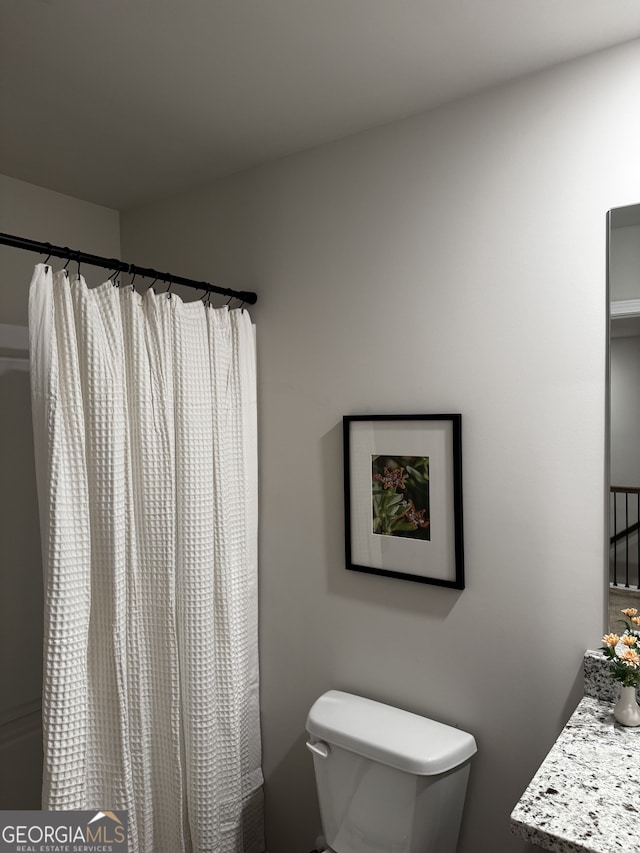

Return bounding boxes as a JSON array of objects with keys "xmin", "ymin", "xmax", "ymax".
[{"xmin": 0, "ymin": 231, "xmax": 258, "ymax": 305}]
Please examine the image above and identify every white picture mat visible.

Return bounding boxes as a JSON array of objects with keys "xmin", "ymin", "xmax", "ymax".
[{"xmin": 349, "ymin": 419, "xmax": 455, "ymax": 581}]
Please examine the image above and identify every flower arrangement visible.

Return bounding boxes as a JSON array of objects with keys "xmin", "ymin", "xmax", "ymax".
[{"xmin": 602, "ymin": 608, "xmax": 640, "ymax": 688}]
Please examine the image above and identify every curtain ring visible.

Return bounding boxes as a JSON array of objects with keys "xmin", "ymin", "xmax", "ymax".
[
  {"xmin": 76, "ymin": 250, "xmax": 81, "ymax": 278},
  {"xmin": 43, "ymin": 243, "xmax": 52, "ymax": 267},
  {"xmin": 166, "ymin": 281, "xmax": 172, "ymax": 300},
  {"xmin": 63, "ymin": 250, "xmax": 71, "ymax": 273}
]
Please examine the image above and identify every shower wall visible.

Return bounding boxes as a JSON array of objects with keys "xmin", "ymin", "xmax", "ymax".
[{"xmin": 0, "ymin": 175, "xmax": 120, "ymax": 807}]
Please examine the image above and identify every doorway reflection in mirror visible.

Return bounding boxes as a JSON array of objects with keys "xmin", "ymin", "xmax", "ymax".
[{"xmin": 609, "ymin": 203, "xmax": 640, "ymax": 631}]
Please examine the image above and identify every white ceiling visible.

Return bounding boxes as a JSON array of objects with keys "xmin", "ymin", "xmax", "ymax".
[{"xmin": 1, "ymin": 0, "xmax": 640, "ymax": 211}]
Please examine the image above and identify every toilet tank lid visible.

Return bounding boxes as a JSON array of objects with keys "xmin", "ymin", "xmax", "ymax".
[{"xmin": 306, "ymin": 690, "xmax": 477, "ymax": 776}]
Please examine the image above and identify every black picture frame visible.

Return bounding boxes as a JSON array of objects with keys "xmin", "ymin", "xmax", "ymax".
[{"xmin": 343, "ymin": 414, "xmax": 464, "ymax": 589}]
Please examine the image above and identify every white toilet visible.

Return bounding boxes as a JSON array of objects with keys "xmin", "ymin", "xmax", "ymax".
[{"xmin": 306, "ymin": 690, "xmax": 476, "ymax": 853}]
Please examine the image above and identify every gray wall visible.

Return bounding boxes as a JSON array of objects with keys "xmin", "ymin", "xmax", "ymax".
[
  {"xmin": 610, "ymin": 223, "xmax": 640, "ymax": 303},
  {"xmin": 0, "ymin": 175, "xmax": 120, "ymax": 807},
  {"xmin": 121, "ymin": 40, "xmax": 640, "ymax": 853},
  {"xmin": 610, "ymin": 334, "xmax": 640, "ymax": 489},
  {"xmin": 609, "ymin": 221, "xmax": 640, "ymax": 585},
  {"xmin": 0, "ymin": 174, "xmax": 120, "ymax": 324},
  {"xmin": 609, "ymin": 222, "xmax": 640, "ymax": 487}
]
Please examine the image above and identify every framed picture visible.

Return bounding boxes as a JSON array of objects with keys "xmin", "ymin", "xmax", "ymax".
[{"xmin": 343, "ymin": 414, "xmax": 464, "ymax": 589}]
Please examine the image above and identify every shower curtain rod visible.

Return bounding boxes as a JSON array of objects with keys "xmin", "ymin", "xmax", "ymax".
[{"xmin": 0, "ymin": 230, "xmax": 258, "ymax": 305}]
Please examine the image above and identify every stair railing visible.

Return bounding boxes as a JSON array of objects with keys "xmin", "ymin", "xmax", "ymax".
[{"xmin": 610, "ymin": 486, "xmax": 640, "ymax": 588}]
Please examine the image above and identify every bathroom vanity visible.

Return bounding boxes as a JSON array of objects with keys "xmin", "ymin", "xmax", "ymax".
[{"xmin": 510, "ymin": 651, "xmax": 640, "ymax": 853}]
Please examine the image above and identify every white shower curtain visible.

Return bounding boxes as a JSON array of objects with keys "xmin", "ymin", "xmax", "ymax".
[{"xmin": 29, "ymin": 265, "xmax": 264, "ymax": 853}]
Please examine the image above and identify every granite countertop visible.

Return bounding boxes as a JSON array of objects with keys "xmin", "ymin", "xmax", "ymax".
[{"xmin": 510, "ymin": 652, "xmax": 640, "ymax": 853}]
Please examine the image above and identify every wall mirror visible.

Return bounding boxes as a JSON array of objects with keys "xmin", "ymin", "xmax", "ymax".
[{"xmin": 608, "ymin": 202, "xmax": 640, "ymax": 631}]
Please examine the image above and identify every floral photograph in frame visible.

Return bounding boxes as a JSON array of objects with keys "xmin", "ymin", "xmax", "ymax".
[
  {"xmin": 372, "ymin": 454, "xmax": 431, "ymax": 540},
  {"xmin": 344, "ymin": 414, "xmax": 464, "ymax": 588}
]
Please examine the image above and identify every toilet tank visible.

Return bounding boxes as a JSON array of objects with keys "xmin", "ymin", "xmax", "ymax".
[{"xmin": 306, "ymin": 691, "xmax": 477, "ymax": 853}]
